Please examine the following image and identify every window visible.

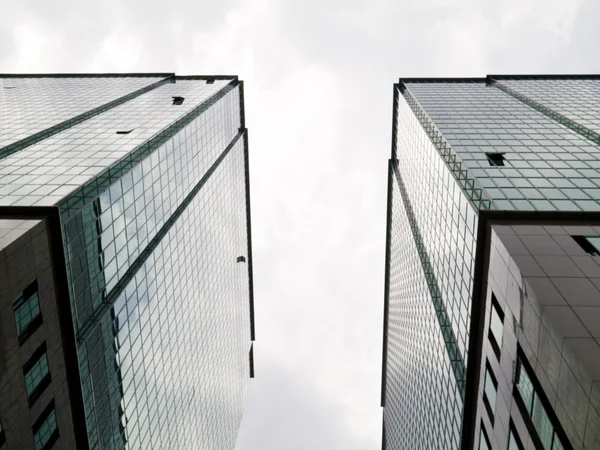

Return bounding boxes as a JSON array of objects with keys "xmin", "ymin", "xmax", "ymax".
[
  {"xmin": 479, "ymin": 424, "xmax": 491, "ymax": 450},
  {"xmin": 116, "ymin": 130, "xmax": 133, "ymax": 135},
  {"xmin": 0, "ymin": 416, "xmax": 5, "ymax": 446},
  {"xmin": 514, "ymin": 354, "xmax": 566, "ymax": 450},
  {"xmin": 508, "ymin": 423, "xmax": 524, "ymax": 450},
  {"xmin": 172, "ymin": 96, "xmax": 185, "ymax": 105},
  {"xmin": 24, "ymin": 343, "xmax": 51, "ymax": 406},
  {"xmin": 488, "ymin": 293, "xmax": 504, "ymax": 358},
  {"xmin": 572, "ymin": 235, "xmax": 600, "ymax": 256},
  {"xmin": 33, "ymin": 401, "xmax": 59, "ymax": 450},
  {"xmin": 13, "ymin": 281, "xmax": 42, "ymax": 343},
  {"xmin": 483, "ymin": 363, "xmax": 498, "ymax": 422},
  {"xmin": 486, "ymin": 152, "xmax": 506, "ymax": 166}
]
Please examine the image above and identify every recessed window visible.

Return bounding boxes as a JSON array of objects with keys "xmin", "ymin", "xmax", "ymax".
[
  {"xmin": 483, "ymin": 363, "xmax": 497, "ymax": 423},
  {"xmin": 3, "ymin": 86, "xmax": 15, "ymax": 89},
  {"xmin": 508, "ymin": 423, "xmax": 524, "ymax": 450},
  {"xmin": 488, "ymin": 293, "xmax": 504, "ymax": 358},
  {"xmin": 572, "ymin": 235, "xmax": 600, "ymax": 256},
  {"xmin": 206, "ymin": 79, "xmax": 215, "ymax": 84},
  {"xmin": 515, "ymin": 354, "xmax": 566, "ymax": 450},
  {"xmin": 13, "ymin": 280, "xmax": 42, "ymax": 343},
  {"xmin": 33, "ymin": 401, "xmax": 59, "ymax": 450},
  {"xmin": 486, "ymin": 152, "xmax": 506, "ymax": 167},
  {"xmin": 237, "ymin": 256, "xmax": 246, "ymax": 263},
  {"xmin": 479, "ymin": 424, "xmax": 491, "ymax": 450},
  {"xmin": 0, "ymin": 416, "xmax": 5, "ymax": 447},
  {"xmin": 172, "ymin": 96, "xmax": 185, "ymax": 105},
  {"xmin": 24, "ymin": 343, "xmax": 51, "ymax": 406},
  {"xmin": 116, "ymin": 130, "xmax": 133, "ymax": 135}
]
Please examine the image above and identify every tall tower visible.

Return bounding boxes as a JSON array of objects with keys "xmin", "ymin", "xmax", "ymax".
[
  {"xmin": 0, "ymin": 74, "xmax": 255, "ymax": 450},
  {"xmin": 382, "ymin": 76, "xmax": 600, "ymax": 450}
]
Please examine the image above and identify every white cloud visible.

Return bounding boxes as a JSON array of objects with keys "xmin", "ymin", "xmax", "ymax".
[{"xmin": 1, "ymin": 0, "xmax": 599, "ymax": 448}]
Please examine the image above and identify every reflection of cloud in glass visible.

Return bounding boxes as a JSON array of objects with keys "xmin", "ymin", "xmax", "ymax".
[{"xmin": 114, "ymin": 139, "xmax": 250, "ymax": 448}]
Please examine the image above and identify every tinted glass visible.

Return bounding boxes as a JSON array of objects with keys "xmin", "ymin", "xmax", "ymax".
[
  {"xmin": 34, "ymin": 408, "xmax": 57, "ymax": 450},
  {"xmin": 25, "ymin": 352, "xmax": 50, "ymax": 397},
  {"xmin": 13, "ymin": 287, "xmax": 41, "ymax": 337}
]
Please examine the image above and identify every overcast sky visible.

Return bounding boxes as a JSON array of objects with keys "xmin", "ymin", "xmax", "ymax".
[{"xmin": 2, "ymin": 0, "xmax": 600, "ymax": 448}]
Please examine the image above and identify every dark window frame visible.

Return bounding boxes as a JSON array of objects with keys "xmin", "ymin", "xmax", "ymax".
[
  {"xmin": 479, "ymin": 422, "xmax": 492, "ymax": 450},
  {"xmin": 23, "ymin": 342, "xmax": 52, "ymax": 407},
  {"xmin": 0, "ymin": 416, "xmax": 5, "ymax": 447},
  {"xmin": 32, "ymin": 400, "xmax": 59, "ymax": 450},
  {"xmin": 513, "ymin": 347, "xmax": 573, "ymax": 450},
  {"xmin": 483, "ymin": 362, "xmax": 498, "ymax": 425},
  {"xmin": 486, "ymin": 152, "xmax": 507, "ymax": 167},
  {"xmin": 488, "ymin": 293, "xmax": 505, "ymax": 359},
  {"xmin": 572, "ymin": 235, "xmax": 600, "ymax": 256},
  {"xmin": 507, "ymin": 421, "xmax": 525, "ymax": 450},
  {"xmin": 13, "ymin": 280, "xmax": 42, "ymax": 345}
]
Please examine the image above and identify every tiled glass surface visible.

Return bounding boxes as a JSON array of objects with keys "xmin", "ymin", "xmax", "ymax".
[
  {"xmin": 497, "ymin": 79, "xmax": 600, "ymax": 135},
  {"xmin": 384, "ymin": 165, "xmax": 463, "ymax": 450},
  {"xmin": 405, "ymin": 82, "xmax": 600, "ymax": 212},
  {"xmin": 0, "ymin": 76, "xmax": 165, "ymax": 153},
  {"xmin": 62, "ymin": 83, "xmax": 241, "ymax": 332},
  {"xmin": 0, "ymin": 79, "xmax": 233, "ymax": 207},
  {"xmin": 396, "ymin": 89, "xmax": 479, "ymax": 371},
  {"xmin": 12, "ymin": 284, "xmax": 40, "ymax": 337},
  {"xmin": 78, "ymin": 138, "xmax": 250, "ymax": 450},
  {"xmin": 34, "ymin": 407, "xmax": 58, "ymax": 450},
  {"xmin": 25, "ymin": 351, "xmax": 50, "ymax": 398}
]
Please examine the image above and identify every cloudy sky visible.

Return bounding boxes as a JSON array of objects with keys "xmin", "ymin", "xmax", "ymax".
[{"xmin": 2, "ymin": 0, "xmax": 600, "ymax": 448}]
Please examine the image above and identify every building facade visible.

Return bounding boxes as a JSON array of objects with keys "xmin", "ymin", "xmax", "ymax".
[
  {"xmin": 381, "ymin": 75, "xmax": 600, "ymax": 450},
  {"xmin": 0, "ymin": 74, "xmax": 255, "ymax": 450}
]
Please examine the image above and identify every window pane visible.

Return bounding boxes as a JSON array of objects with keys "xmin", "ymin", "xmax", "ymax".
[
  {"xmin": 532, "ymin": 396, "xmax": 553, "ymax": 450},
  {"xmin": 13, "ymin": 289, "xmax": 41, "ymax": 337},
  {"xmin": 552, "ymin": 436, "xmax": 565, "ymax": 450},
  {"xmin": 484, "ymin": 367, "xmax": 497, "ymax": 412},
  {"xmin": 34, "ymin": 408, "xmax": 57, "ymax": 450},
  {"xmin": 508, "ymin": 428, "xmax": 523, "ymax": 450},
  {"xmin": 587, "ymin": 236, "xmax": 600, "ymax": 255},
  {"xmin": 489, "ymin": 301, "xmax": 504, "ymax": 351},
  {"xmin": 516, "ymin": 360, "xmax": 534, "ymax": 413},
  {"xmin": 25, "ymin": 352, "xmax": 50, "ymax": 398},
  {"xmin": 479, "ymin": 427, "xmax": 491, "ymax": 450}
]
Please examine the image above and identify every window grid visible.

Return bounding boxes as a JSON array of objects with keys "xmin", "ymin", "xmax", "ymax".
[
  {"xmin": 58, "ymin": 88, "xmax": 250, "ymax": 449},
  {"xmin": 25, "ymin": 350, "xmax": 50, "ymax": 398},
  {"xmin": 12, "ymin": 282, "xmax": 41, "ymax": 339},
  {"xmin": 33, "ymin": 407, "xmax": 58, "ymax": 450},
  {"xmin": 405, "ymin": 82, "xmax": 600, "ymax": 212},
  {"xmin": 515, "ymin": 356, "xmax": 567, "ymax": 450}
]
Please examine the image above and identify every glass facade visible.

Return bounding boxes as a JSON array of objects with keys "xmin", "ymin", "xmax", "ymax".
[
  {"xmin": 0, "ymin": 74, "xmax": 254, "ymax": 450},
  {"xmin": 383, "ymin": 76, "xmax": 600, "ymax": 450}
]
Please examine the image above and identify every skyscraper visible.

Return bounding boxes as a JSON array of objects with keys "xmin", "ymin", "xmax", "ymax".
[
  {"xmin": 381, "ymin": 75, "xmax": 600, "ymax": 450},
  {"xmin": 0, "ymin": 74, "xmax": 255, "ymax": 450}
]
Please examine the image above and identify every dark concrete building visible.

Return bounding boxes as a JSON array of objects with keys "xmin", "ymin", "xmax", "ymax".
[
  {"xmin": 0, "ymin": 74, "xmax": 255, "ymax": 450},
  {"xmin": 382, "ymin": 75, "xmax": 600, "ymax": 450}
]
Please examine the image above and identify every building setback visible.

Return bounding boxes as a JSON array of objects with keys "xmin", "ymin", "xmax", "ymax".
[
  {"xmin": 382, "ymin": 75, "xmax": 600, "ymax": 450},
  {"xmin": 0, "ymin": 73, "xmax": 255, "ymax": 450}
]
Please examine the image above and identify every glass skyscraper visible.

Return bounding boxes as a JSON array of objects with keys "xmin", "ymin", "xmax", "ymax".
[
  {"xmin": 382, "ymin": 75, "xmax": 600, "ymax": 450},
  {"xmin": 0, "ymin": 73, "xmax": 255, "ymax": 450}
]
